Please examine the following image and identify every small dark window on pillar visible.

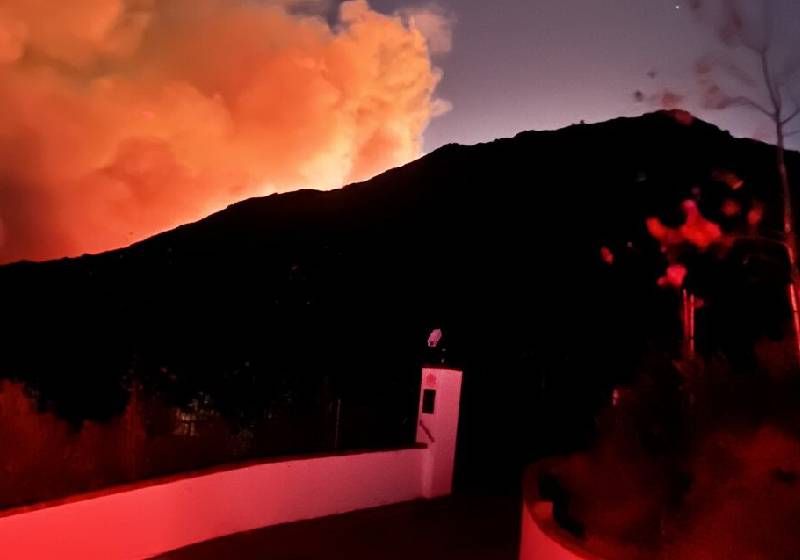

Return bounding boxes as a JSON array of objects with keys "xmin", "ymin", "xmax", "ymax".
[{"xmin": 422, "ymin": 389, "xmax": 436, "ymax": 414}]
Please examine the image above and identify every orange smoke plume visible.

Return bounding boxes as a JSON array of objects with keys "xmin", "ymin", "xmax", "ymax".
[{"xmin": 0, "ymin": 0, "xmax": 451, "ymax": 263}]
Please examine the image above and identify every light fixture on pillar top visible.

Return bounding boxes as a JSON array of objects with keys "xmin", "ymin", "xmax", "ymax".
[{"xmin": 426, "ymin": 328, "xmax": 447, "ymax": 366}]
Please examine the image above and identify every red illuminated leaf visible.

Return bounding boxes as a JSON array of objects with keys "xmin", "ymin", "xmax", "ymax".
[
  {"xmin": 721, "ymin": 199, "xmax": 741, "ymax": 217},
  {"xmin": 747, "ymin": 204, "xmax": 764, "ymax": 227},
  {"xmin": 600, "ymin": 246, "xmax": 615, "ymax": 265},
  {"xmin": 712, "ymin": 169, "xmax": 745, "ymax": 190},
  {"xmin": 658, "ymin": 264, "xmax": 688, "ymax": 289},
  {"xmin": 680, "ymin": 200, "xmax": 723, "ymax": 250}
]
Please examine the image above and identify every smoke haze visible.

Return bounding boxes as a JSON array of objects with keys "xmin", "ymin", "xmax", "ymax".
[{"xmin": 0, "ymin": 0, "xmax": 450, "ymax": 263}]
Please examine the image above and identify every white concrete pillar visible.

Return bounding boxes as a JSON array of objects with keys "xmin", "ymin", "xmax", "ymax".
[{"xmin": 416, "ymin": 367, "xmax": 463, "ymax": 499}]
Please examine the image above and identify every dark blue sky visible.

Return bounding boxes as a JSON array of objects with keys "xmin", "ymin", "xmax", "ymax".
[{"xmin": 370, "ymin": 0, "xmax": 800, "ymax": 151}]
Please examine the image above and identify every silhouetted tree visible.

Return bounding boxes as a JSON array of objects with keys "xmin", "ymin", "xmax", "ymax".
[{"xmin": 641, "ymin": 0, "xmax": 800, "ymax": 360}]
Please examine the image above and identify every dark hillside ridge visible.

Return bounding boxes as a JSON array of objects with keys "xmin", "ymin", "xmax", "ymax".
[{"xmin": 2, "ymin": 110, "xmax": 798, "ymax": 489}]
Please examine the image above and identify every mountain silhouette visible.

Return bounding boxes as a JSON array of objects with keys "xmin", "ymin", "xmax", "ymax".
[{"xmin": 2, "ymin": 110, "xmax": 798, "ymax": 490}]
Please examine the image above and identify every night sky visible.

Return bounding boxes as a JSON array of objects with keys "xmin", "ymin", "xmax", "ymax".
[{"xmin": 371, "ymin": 0, "xmax": 800, "ymax": 152}]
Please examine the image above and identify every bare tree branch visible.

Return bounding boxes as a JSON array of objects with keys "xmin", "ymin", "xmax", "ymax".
[
  {"xmin": 782, "ymin": 107, "xmax": 800, "ymax": 126},
  {"xmin": 726, "ymin": 95, "xmax": 775, "ymax": 118},
  {"xmin": 759, "ymin": 50, "xmax": 782, "ymax": 113},
  {"xmin": 721, "ymin": 0, "xmax": 769, "ymax": 54}
]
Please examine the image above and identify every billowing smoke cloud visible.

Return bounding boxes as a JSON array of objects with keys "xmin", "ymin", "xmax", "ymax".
[
  {"xmin": 0, "ymin": 0, "xmax": 451, "ymax": 263},
  {"xmin": 397, "ymin": 3, "xmax": 454, "ymax": 55}
]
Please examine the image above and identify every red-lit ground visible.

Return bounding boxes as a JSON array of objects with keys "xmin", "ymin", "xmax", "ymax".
[{"xmin": 153, "ymin": 495, "xmax": 519, "ymax": 560}]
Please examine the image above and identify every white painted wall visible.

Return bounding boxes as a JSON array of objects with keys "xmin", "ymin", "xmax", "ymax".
[
  {"xmin": 0, "ymin": 367, "xmax": 464, "ymax": 560},
  {"xmin": 0, "ymin": 448, "xmax": 424, "ymax": 560}
]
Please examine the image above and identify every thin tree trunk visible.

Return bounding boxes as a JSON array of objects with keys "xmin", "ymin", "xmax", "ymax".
[
  {"xmin": 682, "ymin": 289, "xmax": 696, "ymax": 360},
  {"xmin": 777, "ymin": 126, "xmax": 800, "ymax": 364}
]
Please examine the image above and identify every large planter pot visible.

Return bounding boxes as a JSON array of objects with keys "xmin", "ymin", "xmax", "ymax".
[{"xmin": 520, "ymin": 462, "xmax": 604, "ymax": 560}]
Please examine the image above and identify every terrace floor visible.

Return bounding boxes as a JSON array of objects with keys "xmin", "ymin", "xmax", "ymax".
[{"xmin": 154, "ymin": 494, "xmax": 521, "ymax": 560}]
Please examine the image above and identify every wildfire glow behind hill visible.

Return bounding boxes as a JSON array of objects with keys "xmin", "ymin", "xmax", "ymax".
[{"xmin": 0, "ymin": 0, "xmax": 449, "ymax": 264}]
